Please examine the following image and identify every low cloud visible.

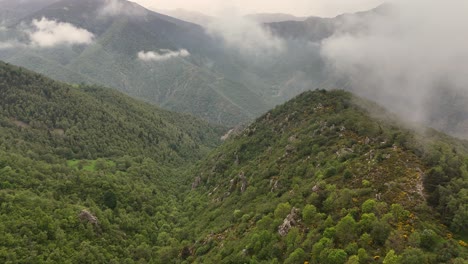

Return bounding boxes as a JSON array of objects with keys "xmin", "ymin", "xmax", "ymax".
[
  {"xmin": 137, "ymin": 49, "xmax": 190, "ymax": 62},
  {"xmin": 205, "ymin": 10, "xmax": 285, "ymax": 56},
  {"xmin": 0, "ymin": 40, "xmax": 26, "ymax": 50},
  {"xmin": 99, "ymin": 0, "xmax": 147, "ymax": 16},
  {"xmin": 28, "ymin": 17, "xmax": 94, "ymax": 47},
  {"xmin": 321, "ymin": 0, "xmax": 468, "ymax": 126}
]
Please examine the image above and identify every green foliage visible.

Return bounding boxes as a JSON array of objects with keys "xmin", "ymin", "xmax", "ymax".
[
  {"xmin": 274, "ymin": 202, "xmax": 291, "ymax": 219},
  {"xmin": 383, "ymin": 250, "xmax": 400, "ymax": 264},
  {"xmin": 1, "ymin": 75, "xmax": 467, "ymax": 264},
  {"xmin": 400, "ymin": 248, "xmax": 426, "ymax": 264},
  {"xmin": 420, "ymin": 229, "xmax": 438, "ymax": 251},
  {"xmin": 361, "ymin": 199, "xmax": 377, "ymax": 213},
  {"xmin": 284, "ymin": 248, "xmax": 307, "ymax": 264},
  {"xmin": 302, "ymin": 204, "xmax": 318, "ymax": 225},
  {"xmin": 324, "ymin": 249, "xmax": 348, "ymax": 264}
]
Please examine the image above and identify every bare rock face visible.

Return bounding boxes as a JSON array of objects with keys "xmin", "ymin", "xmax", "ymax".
[
  {"xmin": 192, "ymin": 176, "xmax": 202, "ymax": 190},
  {"xmin": 78, "ymin": 209, "xmax": 98, "ymax": 225},
  {"xmin": 239, "ymin": 171, "xmax": 247, "ymax": 193},
  {"xmin": 278, "ymin": 207, "xmax": 300, "ymax": 236}
]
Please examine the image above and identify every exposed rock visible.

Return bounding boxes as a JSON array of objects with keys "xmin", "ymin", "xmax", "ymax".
[
  {"xmin": 336, "ymin": 148, "xmax": 354, "ymax": 157},
  {"xmin": 285, "ymin": 145, "xmax": 295, "ymax": 152},
  {"xmin": 312, "ymin": 185, "xmax": 320, "ymax": 192},
  {"xmin": 78, "ymin": 209, "xmax": 98, "ymax": 226},
  {"xmin": 278, "ymin": 207, "xmax": 300, "ymax": 236},
  {"xmin": 191, "ymin": 176, "xmax": 202, "ymax": 190},
  {"xmin": 365, "ymin": 137, "xmax": 371, "ymax": 145},
  {"xmin": 12, "ymin": 119, "xmax": 30, "ymax": 128},
  {"xmin": 239, "ymin": 171, "xmax": 247, "ymax": 193},
  {"xmin": 270, "ymin": 178, "xmax": 280, "ymax": 192},
  {"xmin": 221, "ymin": 129, "xmax": 234, "ymax": 141},
  {"xmin": 229, "ymin": 178, "xmax": 237, "ymax": 192},
  {"xmin": 314, "ymin": 103, "xmax": 324, "ymax": 111}
]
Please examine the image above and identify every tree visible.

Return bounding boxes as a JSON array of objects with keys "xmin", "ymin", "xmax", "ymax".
[
  {"xmin": 303, "ymin": 204, "xmax": 318, "ymax": 225},
  {"xmin": 325, "ymin": 249, "xmax": 347, "ymax": 264},
  {"xmin": 284, "ymin": 248, "xmax": 307, "ymax": 264},
  {"xmin": 336, "ymin": 214, "xmax": 357, "ymax": 244},
  {"xmin": 103, "ymin": 191, "xmax": 117, "ymax": 209},
  {"xmin": 274, "ymin": 202, "xmax": 291, "ymax": 219},
  {"xmin": 420, "ymin": 229, "xmax": 438, "ymax": 251},
  {"xmin": 383, "ymin": 250, "xmax": 400, "ymax": 264},
  {"xmin": 400, "ymin": 248, "xmax": 426, "ymax": 264}
]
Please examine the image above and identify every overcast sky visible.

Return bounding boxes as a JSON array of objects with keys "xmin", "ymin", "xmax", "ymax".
[{"xmin": 132, "ymin": 0, "xmax": 385, "ymax": 17}]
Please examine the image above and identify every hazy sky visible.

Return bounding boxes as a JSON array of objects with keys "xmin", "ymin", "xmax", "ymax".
[{"xmin": 132, "ymin": 0, "xmax": 385, "ymax": 17}]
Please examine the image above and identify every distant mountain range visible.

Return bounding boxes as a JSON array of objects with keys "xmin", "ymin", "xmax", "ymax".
[
  {"xmin": 0, "ymin": 0, "xmax": 467, "ymax": 140},
  {"xmin": 0, "ymin": 0, "xmax": 58, "ymax": 24},
  {"xmin": 245, "ymin": 13, "xmax": 308, "ymax": 23},
  {"xmin": 0, "ymin": 0, "xmax": 272, "ymax": 126}
]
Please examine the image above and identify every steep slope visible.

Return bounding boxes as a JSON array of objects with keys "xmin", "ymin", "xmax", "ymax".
[
  {"xmin": 0, "ymin": 0, "xmax": 271, "ymax": 126},
  {"xmin": 0, "ymin": 61, "xmax": 227, "ymax": 263},
  {"xmin": 0, "ymin": 61, "xmax": 223, "ymax": 164},
  {"xmin": 185, "ymin": 90, "xmax": 468, "ymax": 263},
  {"xmin": 0, "ymin": 0, "xmax": 58, "ymax": 25}
]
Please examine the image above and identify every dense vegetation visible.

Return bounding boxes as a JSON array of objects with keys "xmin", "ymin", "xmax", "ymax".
[
  {"xmin": 0, "ymin": 62, "xmax": 467, "ymax": 263},
  {"xmin": 0, "ymin": 61, "xmax": 224, "ymax": 263},
  {"xmin": 186, "ymin": 90, "xmax": 468, "ymax": 263},
  {"xmin": 0, "ymin": 61, "xmax": 223, "ymax": 164}
]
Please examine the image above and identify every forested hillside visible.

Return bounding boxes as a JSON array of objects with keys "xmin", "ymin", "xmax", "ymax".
[
  {"xmin": 0, "ymin": 61, "xmax": 224, "ymax": 263},
  {"xmin": 186, "ymin": 90, "xmax": 468, "ymax": 263},
  {"xmin": 0, "ymin": 62, "xmax": 467, "ymax": 263}
]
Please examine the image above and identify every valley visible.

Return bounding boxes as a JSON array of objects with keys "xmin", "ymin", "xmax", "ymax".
[{"xmin": 0, "ymin": 0, "xmax": 467, "ymax": 263}]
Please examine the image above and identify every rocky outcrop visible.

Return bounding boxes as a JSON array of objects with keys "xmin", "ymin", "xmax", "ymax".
[
  {"xmin": 239, "ymin": 172, "xmax": 247, "ymax": 193},
  {"xmin": 78, "ymin": 209, "xmax": 98, "ymax": 226},
  {"xmin": 278, "ymin": 207, "xmax": 300, "ymax": 236},
  {"xmin": 192, "ymin": 176, "xmax": 202, "ymax": 190}
]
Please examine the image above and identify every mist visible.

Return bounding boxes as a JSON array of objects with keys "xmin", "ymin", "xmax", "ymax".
[
  {"xmin": 321, "ymin": 0, "xmax": 468, "ymax": 129},
  {"xmin": 137, "ymin": 49, "xmax": 190, "ymax": 62},
  {"xmin": 0, "ymin": 17, "xmax": 94, "ymax": 48},
  {"xmin": 28, "ymin": 17, "xmax": 94, "ymax": 47},
  {"xmin": 99, "ymin": 0, "xmax": 148, "ymax": 16},
  {"xmin": 205, "ymin": 10, "xmax": 285, "ymax": 57}
]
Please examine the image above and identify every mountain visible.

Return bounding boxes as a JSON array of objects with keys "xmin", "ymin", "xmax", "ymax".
[
  {"xmin": 185, "ymin": 90, "xmax": 468, "ymax": 263},
  {"xmin": 0, "ymin": 61, "xmax": 227, "ymax": 262},
  {"xmin": 156, "ymin": 8, "xmax": 214, "ymax": 27},
  {"xmin": 0, "ymin": 0, "xmax": 58, "ymax": 25},
  {"xmin": 245, "ymin": 13, "xmax": 308, "ymax": 23},
  {"xmin": 0, "ymin": 63, "xmax": 467, "ymax": 262},
  {"xmin": 0, "ymin": 0, "xmax": 272, "ymax": 126},
  {"xmin": 0, "ymin": 61, "xmax": 224, "ymax": 164},
  {"xmin": 266, "ymin": 4, "xmax": 390, "ymax": 42}
]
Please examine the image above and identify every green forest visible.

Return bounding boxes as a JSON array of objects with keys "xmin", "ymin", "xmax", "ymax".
[{"xmin": 0, "ymin": 62, "xmax": 467, "ymax": 263}]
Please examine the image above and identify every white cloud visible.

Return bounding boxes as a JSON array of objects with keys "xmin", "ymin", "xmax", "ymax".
[
  {"xmin": 321, "ymin": 0, "xmax": 468, "ymax": 124},
  {"xmin": 137, "ymin": 49, "xmax": 190, "ymax": 61},
  {"xmin": 135, "ymin": 0, "xmax": 383, "ymax": 17},
  {"xmin": 99, "ymin": 0, "xmax": 148, "ymax": 16},
  {"xmin": 205, "ymin": 10, "xmax": 285, "ymax": 56},
  {"xmin": 28, "ymin": 17, "xmax": 94, "ymax": 47}
]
